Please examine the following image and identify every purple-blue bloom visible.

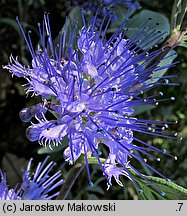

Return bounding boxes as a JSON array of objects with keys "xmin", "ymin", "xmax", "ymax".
[
  {"xmin": 0, "ymin": 171, "xmax": 19, "ymax": 200},
  {"xmin": 4, "ymin": 11, "xmax": 177, "ymax": 195},
  {"xmin": 0, "ymin": 157, "xmax": 63, "ymax": 200}
]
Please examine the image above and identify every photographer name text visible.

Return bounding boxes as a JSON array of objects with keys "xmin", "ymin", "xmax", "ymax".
[{"xmin": 2, "ymin": 202, "xmax": 116, "ymax": 213}]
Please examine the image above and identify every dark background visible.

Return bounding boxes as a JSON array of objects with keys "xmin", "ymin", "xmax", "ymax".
[{"xmin": 0, "ymin": 0, "xmax": 187, "ymax": 199}]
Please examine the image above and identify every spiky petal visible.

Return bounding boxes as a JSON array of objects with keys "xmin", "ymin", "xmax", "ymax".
[{"xmin": 0, "ymin": 157, "xmax": 63, "ymax": 200}]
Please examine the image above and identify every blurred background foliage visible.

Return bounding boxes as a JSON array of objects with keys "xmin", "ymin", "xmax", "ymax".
[{"xmin": 0, "ymin": 0, "xmax": 187, "ymax": 199}]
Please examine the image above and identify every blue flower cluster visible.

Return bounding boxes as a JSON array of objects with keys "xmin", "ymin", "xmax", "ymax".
[
  {"xmin": 0, "ymin": 157, "xmax": 63, "ymax": 200},
  {"xmin": 4, "ymin": 10, "xmax": 177, "ymax": 195}
]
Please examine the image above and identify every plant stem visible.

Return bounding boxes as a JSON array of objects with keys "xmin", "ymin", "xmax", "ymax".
[{"xmin": 56, "ymin": 162, "xmax": 85, "ymax": 200}]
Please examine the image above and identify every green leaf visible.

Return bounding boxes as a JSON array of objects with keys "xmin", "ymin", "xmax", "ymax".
[
  {"xmin": 181, "ymin": 35, "xmax": 187, "ymax": 41},
  {"xmin": 66, "ymin": 6, "xmax": 83, "ymax": 34},
  {"xmin": 126, "ymin": 10, "xmax": 170, "ymax": 49},
  {"xmin": 0, "ymin": 18, "xmax": 21, "ymax": 35},
  {"xmin": 18, "ymin": 0, "xmax": 24, "ymax": 19},
  {"xmin": 54, "ymin": 7, "xmax": 83, "ymax": 49},
  {"xmin": 131, "ymin": 172, "xmax": 187, "ymax": 200},
  {"xmin": 0, "ymin": 18, "xmax": 38, "ymax": 37},
  {"xmin": 171, "ymin": 0, "xmax": 182, "ymax": 31},
  {"xmin": 153, "ymin": 49, "xmax": 177, "ymax": 80},
  {"xmin": 178, "ymin": 42, "xmax": 187, "ymax": 48},
  {"xmin": 147, "ymin": 49, "xmax": 177, "ymax": 84},
  {"xmin": 108, "ymin": 3, "xmax": 138, "ymax": 33},
  {"xmin": 109, "ymin": 4, "xmax": 128, "ymax": 32},
  {"xmin": 178, "ymin": 35, "xmax": 187, "ymax": 47},
  {"xmin": 171, "ymin": 0, "xmax": 187, "ymax": 32},
  {"xmin": 28, "ymin": 0, "xmax": 45, "ymax": 8}
]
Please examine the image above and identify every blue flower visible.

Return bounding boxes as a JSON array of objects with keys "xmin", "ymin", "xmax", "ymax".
[
  {"xmin": 19, "ymin": 103, "xmax": 47, "ymax": 123},
  {"xmin": 0, "ymin": 157, "xmax": 64, "ymax": 200},
  {"xmin": 4, "ymin": 11, "xmax": 177, "ymax": 195},
  {"xmin": 0, "ymin": 171, "xmax": 20, "ymax": 200}
]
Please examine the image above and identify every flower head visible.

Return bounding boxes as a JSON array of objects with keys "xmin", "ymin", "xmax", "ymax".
[
  {"xmin": 0, "ymin": 157, "xmax": 63, "ymax": 200},
  {"xmin": 4, "ymin": 10, "xmax": 177, "ymax": 195},
  {"xmin": 0, "ymin": 171, "xmax": 20, "ymax": 200}
]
